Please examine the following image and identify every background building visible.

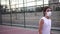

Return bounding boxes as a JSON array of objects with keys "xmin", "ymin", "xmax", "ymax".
[{"xmin": 49, "ymin": 0, "xmax": 60, "ymax": 11}]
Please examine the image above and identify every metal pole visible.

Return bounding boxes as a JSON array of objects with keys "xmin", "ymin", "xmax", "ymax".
[
  {"xmin": 9, "ymin": 0, "xmax": 12, "ymax": 26},
  {"xmin": 0, "ymin": 0, "xmax": 1, "ymax": 4},
  {"xmin": 15, "ymin": 3, "xmax": 17, "ymax": 20},
  {"xmin": 0, "ymin": 0, "xmax": 2, "ymax": 25},
  {"xmin": 35, "ymin": 0, "xmax": 41, "ymax": 16},
  {"xmin": 43, "ymin": 0, "xmax": 44, "ymax": 7},
  {"xmin": 23, "ymin": 0, "xmax": 26, "ymax": 28},
  {"xmin": 35, "ymin": 0, "xmax": 37, "ymax": 16},
  {"xmin": 5, "ymin": 0, "xmax": 7, "ymax": 14}
]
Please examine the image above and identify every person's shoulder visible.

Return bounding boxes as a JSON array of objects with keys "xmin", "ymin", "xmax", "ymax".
[
  {"xmin": 41, "ymin": 17, "xmax": 45, "ymax": 20},
  {"xmin": 39, "ymin": 17, "xmax": 44, "ymax": 24},
  {"xmin": 39, "ymin": 17, "xmax": 45, "ymax": 21}
]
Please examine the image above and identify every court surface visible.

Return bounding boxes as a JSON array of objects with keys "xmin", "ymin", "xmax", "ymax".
[
  {"xmin": 0, "ymin": 25, "xmax": 60, "ymax": 34},
  {"xmin": 0, "ymin": 25, "xmax": 38, "ymax": 34}
]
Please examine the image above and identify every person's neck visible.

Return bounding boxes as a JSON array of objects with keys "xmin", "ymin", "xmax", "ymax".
[{"xmin": 45, "ymin": 16, "xmax": 50, "ymax": 19}]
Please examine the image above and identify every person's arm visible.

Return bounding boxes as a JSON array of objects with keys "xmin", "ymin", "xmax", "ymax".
[{"xmin": 39, "ymin": 19, "xmax": 44, "ymax": 34}]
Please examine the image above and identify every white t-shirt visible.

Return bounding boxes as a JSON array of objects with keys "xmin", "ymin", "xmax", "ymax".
[{"xmin": 40, "ymin": 17, "xmax": 51, "ymax": 34}]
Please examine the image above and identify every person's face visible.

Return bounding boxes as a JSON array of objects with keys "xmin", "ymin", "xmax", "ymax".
[{"xmin": 45, "ymin": 8, "xmax": 52, "ymax": 17}]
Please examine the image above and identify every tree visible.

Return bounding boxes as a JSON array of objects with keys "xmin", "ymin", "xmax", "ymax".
[
  {"xmin": 0, "ymin": 5, "xmax": 3, "ymax": 13},
  {"xmin": 36, "ymin": 7, "xmax": 43, "ymax": 12},
  {"xmin": 55, "ymin": 7, "xmax": 60, "ymax": 11}
]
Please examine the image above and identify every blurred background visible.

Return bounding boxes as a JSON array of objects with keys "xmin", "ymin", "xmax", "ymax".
[{"xmin": 0, "ymin": 0, "xmax": 60, "ymax": 29}]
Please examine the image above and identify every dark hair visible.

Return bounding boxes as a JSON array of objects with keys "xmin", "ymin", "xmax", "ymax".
[{"xmin": 43, "ymin": 6, "xmax": 50, "ymax": 16}]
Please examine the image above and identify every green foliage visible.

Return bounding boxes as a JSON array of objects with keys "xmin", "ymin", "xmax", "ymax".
[{"xmin": 55, "ymin": 7, "xmax": 60, "ymax": 11}]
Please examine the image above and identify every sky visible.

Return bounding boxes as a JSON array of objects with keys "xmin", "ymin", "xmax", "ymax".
[{"xmin": 1, "ymin": 0, "xmax": 49, "ymax": 8}]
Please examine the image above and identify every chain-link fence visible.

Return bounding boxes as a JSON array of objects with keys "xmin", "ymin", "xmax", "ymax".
[{"xmin": 0, "ymin": 0, "xmax": 60, "ymax": 28}]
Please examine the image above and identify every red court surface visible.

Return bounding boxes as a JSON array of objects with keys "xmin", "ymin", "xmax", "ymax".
[{"xmin": 0, "ymin": 25, "xmax": 38, "ymax": 34}]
